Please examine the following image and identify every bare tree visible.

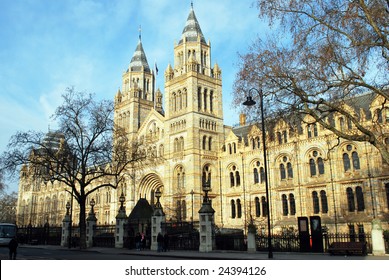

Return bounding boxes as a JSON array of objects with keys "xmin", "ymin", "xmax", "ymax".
[
  {"xmin": 0, "ymin": 87, "xmax": 147, "ymax": 249},
  {"xmin": 0, "ymin": 190, "xmax": 17, "ymax": 223},
  {"xmin": 233, "ymin": 0, "xmax": 389, "ymax": 162}
]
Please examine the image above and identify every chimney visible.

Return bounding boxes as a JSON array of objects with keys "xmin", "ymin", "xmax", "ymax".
[{"xmin": 239, "ymin": 113, "xmax": 246, "ymax": 126}]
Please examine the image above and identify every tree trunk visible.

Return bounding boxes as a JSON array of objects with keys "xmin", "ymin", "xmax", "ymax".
[{"xmin": 78, "ymin": 197, "xmax": 87, "ymax": 249}]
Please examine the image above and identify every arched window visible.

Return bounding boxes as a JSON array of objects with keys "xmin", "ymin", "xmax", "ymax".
[
  {"xmin": 356, "ymin": 186, "xmax": 365, "ymax": 211},
  {"xmin": 343, "ymin": 153, "xmax": 351, "ymax": 171},
  {"xmin": 343, "ymin": 145, "xmax": 360, "ymax": 172},
  {"xmin": 312, "ymin": 191, "xmax": 320, "ymax": 214},
  {"xmin": 347, "ymin": 187, "xmax": 355, "ymax": 212},
  {"xmin": 318, "ymin": 157, "xmax": 325, "ymax": 174},
  {"xmin": 309, "ymin": 159, "xmax": 316, "ymax": 176},
  {"xmin": 237, "ymin": 199, "xmax": 242, "ymax": 218},
  {"xmin": 289, "ymin": 193, "xmax": 296, "ymax": 215},
  {"xmin": 352, "ymin": 151, "xmax": 360, "ymax": 170},
  {"xmin": 280, "ymin": 163, "xmax": 286, "ymax": 180},
  {"xmin": 287, "ymin": 162, "xmax": 293, "ymax": 178},
  {"xmin": 255, "ymin": 197, "xmax": 260, "ymax": 217},
  {"xmin": 202, "ymin": 136, "xmax": 207, "ymax": 150},
  {"xmin": 253, "ymin": 168, "xmax": 259, "ymax": 184},
  {"xmin": 228, "ymin": 144, "xmax": 232, "ymax": 154},
  {"xmin": 231, "ymin": 200, "xmax": 236, "ymax": 218},
  {"xmin": 208, "ymin": 137, "xmax": 212, "ymax": 151},
  {"xmin": 230, "ymin": 172, "xmax": 235, "ymax": 187},
  {"xmin": 277, "ymin": 132, "xmax": 282, "ymax": 145},
  {"xmin": 235, "ymin": 171, "xmax": 241, "ymax": 186},
  {"xmin": 261, "ymin": 196, "xmax": 268, "ymax": 217},
  {"xmin": 282, "ymin": 194, "xmax": 288, "ymax": 216},
  {"xmin": 260, "ymin": 167, "xmax": 265, "ymax": 183},
  {"xmin": 320, "ymin": 190, "xmax": 328, "ymax": 213}
]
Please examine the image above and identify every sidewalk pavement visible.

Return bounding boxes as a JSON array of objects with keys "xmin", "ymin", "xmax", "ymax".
[{"xmin": 17, "ymin": 244, "xmax": 389, "ymax": 260}]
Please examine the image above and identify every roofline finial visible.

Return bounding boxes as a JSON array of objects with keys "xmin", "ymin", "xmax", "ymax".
[
  {"xmin": 191, "ymin": 0, "xmax": 193, "ymax": 9},
  {"xmin": 139, "ymin": 25, "xmax": 142, "ymax": 41}
]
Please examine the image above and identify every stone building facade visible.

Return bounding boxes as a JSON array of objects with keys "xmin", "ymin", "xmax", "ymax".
[{"xmin": 16, "ymin": 6, "xmax": 389, "ymax": 236}]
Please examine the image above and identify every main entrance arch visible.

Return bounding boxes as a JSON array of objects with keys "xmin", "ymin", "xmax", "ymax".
[{"xmin": 138, "ymin": 173, "xmax": 164, "ymax": 206}]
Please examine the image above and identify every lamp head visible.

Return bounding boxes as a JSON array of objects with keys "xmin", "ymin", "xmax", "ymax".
[{"xmin": 243, "ymin": 96, "xmax": 256, "ymax": 107}]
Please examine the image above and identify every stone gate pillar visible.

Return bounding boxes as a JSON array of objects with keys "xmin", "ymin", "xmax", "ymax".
[
  {"xmin": 115, "ymin": 193, "xmax": 127, "ymax": 248},
  {"xmin": 61, "ymin": 203, "xmax": 71, "ymax": 247},
  {"xmin": 86, "ymin": 199, "xmax": 97, "ymax": 248},
  {"xmin": 151, "ymin": 189, "xmax": 165, "ymax": 251},
  {"xmin": 198, "ymin": 181, "xmax": 215, "ymax": 253},
  {"xmin": 371, "ymin": 219, "xmax": 385, "ymax": 256},
  {"xmin": 247, "ymin": 223, "xmax": 257, "ymax": 253}
]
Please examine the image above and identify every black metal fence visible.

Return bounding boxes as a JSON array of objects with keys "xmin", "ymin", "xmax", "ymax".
[
  {"xmin": 17, "ymin": 224, "xmax": 62, "ymax": 245},
  {"xmin": 93, "ymin": 225, "xmax": 115, "ymax": 247},
  {"xmin": 162, "ymin": 222, "xmax": 199, "ymax": 250}
]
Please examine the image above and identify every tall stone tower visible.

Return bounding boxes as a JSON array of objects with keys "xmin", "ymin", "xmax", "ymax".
[
  {"xmin": 164, "ymin": 5, "xmax": 224, "ymax": 222},
  {"xmin": 114, "ymin": 33, "xmax": 162, "ymax": 139}
]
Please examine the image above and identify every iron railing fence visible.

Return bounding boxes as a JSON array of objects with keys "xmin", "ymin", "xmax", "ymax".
[{"xmin": 93, "ymin": 225, "xmax": 115, "ymax": 247}]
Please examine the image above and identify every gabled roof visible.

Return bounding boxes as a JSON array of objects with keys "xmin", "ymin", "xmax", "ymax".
[
  {"xmin": 179, "ymin": 6, "xmax": 206, "ymax": 44},
  {"xmin": 128, "ymin": 198, "xmax": 153, "ymax": 222}
]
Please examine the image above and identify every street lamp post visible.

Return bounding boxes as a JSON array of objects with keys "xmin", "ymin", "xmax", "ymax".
[
  {"xmin": 66, "ymin": 201, "xmax": 71, "ymax": 249},
  {"xmin": 243, "ymin": 88, "xmax": 273, "ymax": 259}
]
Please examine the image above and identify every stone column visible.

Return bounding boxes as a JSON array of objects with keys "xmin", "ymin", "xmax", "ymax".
[
  {"xmin": 198, "ymin": 201, "xmax": 215, "ymax": 253},
  {"xmin": 115, "ymin": 193, "xmax": 127, "ymax": 248},
  {"xmin": 247, "ymin": 224, "xmax": 257, "ymax": 253},
  {"xmin": 86, "ymin": 202, "xmax": 97, "ymax": 248},
  {"xmin": 151, "ymin": 189, "xmax": 165, "ymax": 251},
  {"xmin": 61, "ymin": 211, "xmax": 70, "ymax": 247},
  {"xmin": 371, "ymin": 219, "xmax": 385, "ymax": 256}
]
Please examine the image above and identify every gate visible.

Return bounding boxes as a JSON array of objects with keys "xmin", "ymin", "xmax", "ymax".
[
  {"xmin": 161, "ymin": 222, "xmax": 199, "ymax": 250},
  {"xmin": 93, "ymin": 225, "xmax": 115, "ymax": 247}
]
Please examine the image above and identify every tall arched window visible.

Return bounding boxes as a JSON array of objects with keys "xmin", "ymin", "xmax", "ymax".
[
  {"xmin": 289, "ymin": 193, "xmax": 296, "ymax": 215},
  {"xmin": 230, "ymin": 172, "xmax": 235, "ymax": 187},
  {"xmin": 343, "ymin": 153, "xmax": 351, "ymax": 171},
  {"xmin": 356, "ymin": 186, "xmax": 365, "ymax": 211},
  {"xmin": 318, "ymin": 157, "xmax": 325, "ymax": 174},
  {"xmin": 260, "ymin": 167, "xmax": 265, "ymax": 183},
  {"xmin": 352, "ymin": 151, "xmax": 360, "ymax": 170},
  {"xmin": 231, "ymin": 200, "xmax": 236, "ymax": 218},
  {"xmin": 237, "ymin": 199, "xmax": 242, "ymax": 218},
  {"xmin": 347, "ymin": 187, "xmax": 355, "ymax": 212},
  {"xmin": 282, "ymin": 194, "xmax": 288, "ymax": 216},
  {"xmin": 253, "ymin": 168, "xmax": 259, "ymax": 184},
  {"xmin": 261, "ymin": 196, "xmax": 268, "ymax": 217},
  {"xmin": 343, "ymin": 144, "xmax": 360, "ymax": 172},
  {"xmin": 280, "ymin": 163, "xmax": 286, "ymax": 180},
  {"xmin": 255, "ymin": 197, "xmax": 261, "ymax": 217},
  {"xmin": 309, "ymin": 159, "xmax": 316, "ymax": 176},
  {"xmin": 287, "ymin": 162, "xmax": 293, "ymax": 178},
  {"xmin": 320, "ymin": 190, "xmax": 328, "ymax": 214},
  {"xmin": 235, "ymin": 171, "xmax": 241, "ymax": 186},
  {"xmin": 312, "ymin": 191, "xmax": 320, "ymax": 214}
]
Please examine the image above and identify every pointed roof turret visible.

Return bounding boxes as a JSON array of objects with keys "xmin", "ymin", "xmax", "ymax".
[
  {"xmin": 129, "ymin": 35, "xmax": 151, "ymax": 73},
  {"xmin": 179, "ymin": 5, "xmax": 206, "ymax": 44}
]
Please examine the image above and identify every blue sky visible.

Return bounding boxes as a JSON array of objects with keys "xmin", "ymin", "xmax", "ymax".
[{"xmin": 0, "ymin": 0, "xmax": 266, "ymax": 192}]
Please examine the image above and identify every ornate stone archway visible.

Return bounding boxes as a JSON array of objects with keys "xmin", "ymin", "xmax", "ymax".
[{"xmin": 138, "ymin": 173, "xmax": 164, "ymax": 206}]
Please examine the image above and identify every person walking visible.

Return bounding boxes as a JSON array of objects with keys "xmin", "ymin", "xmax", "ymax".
[
  {"xmin": 157, "ymin": 232, "xmax": 164, "ymax": 252},
  {"xmin": 8, "ymin": 237, "xmax": 18, "ymax": 260},
  {"xmin": 163, "ymin": 232, "xmax": 169, "ymax": 252}
]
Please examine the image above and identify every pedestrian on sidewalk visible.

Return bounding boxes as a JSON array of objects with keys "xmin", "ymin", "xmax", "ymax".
[
  {"xmin": 8, "ymin": 237, "xmax": 18, "ymax": 260},
  {"xmin": 135, "ymin": 232, "xmax": 141, "ymax": 251},
  {"xmin": 163, "ymin": 232, "xmax": 169, "ymax": 252},
  {"xmin": 157, "ymin": 232, "xmax": 164, "ymax": 252}
]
